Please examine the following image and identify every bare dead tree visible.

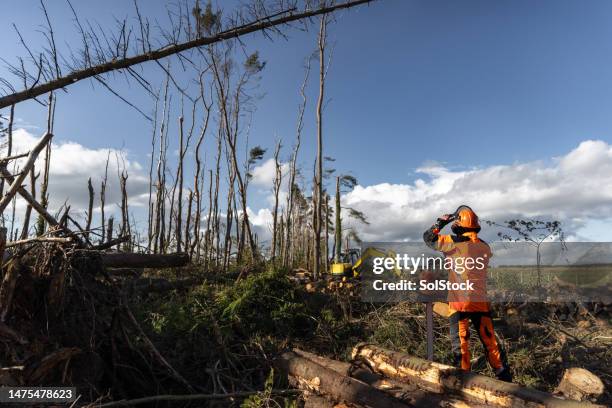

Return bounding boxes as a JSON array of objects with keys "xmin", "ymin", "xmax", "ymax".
[
  {"xmin": 324, "ymin": 192, "xmax": 330, "ymax": 272},
  {"xmin": 205, "ymin": 168, "xmax": 215, "ymax": 268},
  {"xmin": 100, "ymin": 153, "xmax": 110, "ymax": 243},
  {"xmin": 175, "ymin": 114, "xmax": 185, "ymax": 253},
  {"xmin": 185, "ymin": 189, "xmax": 193, "ymax": 255},
  {"xmin": 0, "ymin": 105, "xmax": 14, "ymax": 200},
  {"xmin": 153, "ymin": 79, "xmax": 171, "ymax": 253},
  {"xmin": 106, "ymin": 216, "xmax": 114, "ymax": 244},
  {"xmin": 207, "ymin": 41, "xmax": 267, "ymax": 261},
  {"xmin": 191, "ymin": 73, "xmax": 212, "ymax": 261},
  {"xmin": 85, "ymin": 178, "xmax": 94, "ymax": 241},
  {"xmin": 271, "ymin": 140, "xmax": 282, "ymax": 260},
  {"xmin": 278, "ymin": 214, "xmax": 285, "ymax": 261},
  {"xmin": 2, "ymin": 106, "xmax": 15, "ymax": 233},
  {"xmin": 283, "ymin": 54, "xmax": 311, "ymax": 268},
  {"xmin": 147, "ymin": 94, "xmax": 160, "ymax": 250},
  {"xmin": 223, "ymin": 143, "xmax": 237, "ymax": 270},
  {"xmin": 119, "ymin": 170, "xmax": 130, "ymax": 250},
  {"xmin": 312, "ymin": 13, "xmax": 328, "ymax": 280},
  {"xmin": 334, "ymin": 176, "xmax": 341, "ymax": 262},
  {"xmin": 213, "ymin": 132, "xmax": 222, "ymax": 267},
  {"xmin": 35, "ymin": 93, "xmax": 54, "ymax": 236}
]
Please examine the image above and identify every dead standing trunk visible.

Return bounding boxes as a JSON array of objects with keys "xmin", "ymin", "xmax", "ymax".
[
  {"xmin": 185, "ymin": 189, "xmax": 193, "ymax": 255},
  {"xmin": 0, "ymin": 105, "xmax": 14, "ymax": 199},
  {"xmin": 210, "ymin": 49, "xmax": 258, "ymax": 261},
  {"xmin": 191, "ymin": 82, "xmax": 211, "ymax": 261},
  {"xmin": 119, "ymin": 171, "xmax": 130, "ymax": 251},
  {"xmin": 313, "ymin": 14, "xmax": 327, "ymax": 280},
  {"xmin": 283, "ymin": 58, "xmax": 311, "ymax": 268},
  {"xmin": 271, "ymin": 140, "xmax": 282, "ymax": 260},
  {"xmin": 176, "ymin": 115, "xmax": 185, "ymax": 253},
  {"xmin": 334, "ymin": 176, "xmax": 341, "ymax": 263},
  {"xmin": 99, "ymin": 155, "xmax": 110, "ymax": 243},
  {"xmin": 35, "ymin": 94, "xmax": 54, "ymax": 236},
  {"xmin": 85, "ymin": 177, "xmax": 94, "ymax": 241}
]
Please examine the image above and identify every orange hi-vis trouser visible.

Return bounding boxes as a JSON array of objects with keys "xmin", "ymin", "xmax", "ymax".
[{"xmin": 449, "ymin": 311, "xmax": 507, "ymax": 371}]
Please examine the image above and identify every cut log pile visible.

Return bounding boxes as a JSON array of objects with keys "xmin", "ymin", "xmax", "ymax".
[{"xmin": 276, "ymin": 345, "xmax": 605, "ymax": 408}]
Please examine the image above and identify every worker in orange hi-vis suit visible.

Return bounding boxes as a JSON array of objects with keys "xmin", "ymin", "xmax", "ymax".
[{"xmin": 423, "ymin": 205, "xmax": 512, "ymax": 382}]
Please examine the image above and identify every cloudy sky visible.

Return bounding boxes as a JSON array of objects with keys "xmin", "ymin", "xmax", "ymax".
[{"xmin": 2, "ymin": 1, "xmax": 612, "ymax": 244}]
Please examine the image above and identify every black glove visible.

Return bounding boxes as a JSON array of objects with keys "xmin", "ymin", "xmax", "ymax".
[{"xmin": 435, "ymin": 214, "xmax": 454, "ymax": 230}]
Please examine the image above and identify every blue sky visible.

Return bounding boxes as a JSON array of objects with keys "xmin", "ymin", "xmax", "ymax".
[{"xmin": 2, "ymin": 0, "xmax": 612, "ymax": 242}]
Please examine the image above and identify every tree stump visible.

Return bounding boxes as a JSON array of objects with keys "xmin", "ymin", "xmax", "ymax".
[{"xmin": 555, "ymin": 368, "xmax": 604, "ymax": 402}]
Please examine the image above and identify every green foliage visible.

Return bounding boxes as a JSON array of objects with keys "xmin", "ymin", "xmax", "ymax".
[
  {"xmin": 245, "ymin": 51, "xmax": 266, "ymax": 74},
  {"xmin": 369, "ymin": 315, "xmax": 415, "ymax": 352},
  {"xmin": 142, "ymin": 283, "xmax": 216, "ymax": 336},
  {"xmin": 216, "ymin": 268, "xmax": 313, "ymax": 337},
  {"xmin": 347, "ymin": 207, "xmax": 369, "ymax": 225},
  {"xmin": 241, "ymin": 368, "xmax": 297, "ymax": 408},
  {"xmin": 249, "ymin": 145, "xmax": 266, "ymax": 163},
  {"xmin": 193, "ymin": 1, "xmax": 222, "ymax": 35},
  {"xmin": 339, "ymin": 174, "xmax": 358, "ymax": 189}
]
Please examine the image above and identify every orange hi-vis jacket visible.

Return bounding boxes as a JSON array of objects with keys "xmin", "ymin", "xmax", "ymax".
[{"xmin": 425, "ymin": 230, "xmax": 492, "ymax": 313}]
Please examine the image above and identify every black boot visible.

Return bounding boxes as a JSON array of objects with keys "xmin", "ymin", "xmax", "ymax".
[{"xmin": 496, "ymin": 367, "xmax": 512, "ymax": 382}]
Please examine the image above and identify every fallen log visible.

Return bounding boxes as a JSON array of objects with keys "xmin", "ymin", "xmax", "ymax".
[
  {"xmin": 352, "ymin": 343, "xmax": 604, "ymax": 408},
  {"xmin": 276, "ymin": 351, "xmax": 411, "ymax": 408},
  {"xmin": 92, "ymin": 252, "xmax": 189, "ymax": 268},
  {"xmin": 293, "ymin": 349, "xmax": 483, "ymax": 408},
  {"xmin": 93, "ymin": 235, "xmax": 130, "ymax": 250}
]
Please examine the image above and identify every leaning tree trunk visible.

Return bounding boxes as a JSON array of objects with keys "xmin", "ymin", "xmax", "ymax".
[{"xmin": 0, "ymin": 1, "xmax": 372, "ymax": 110}]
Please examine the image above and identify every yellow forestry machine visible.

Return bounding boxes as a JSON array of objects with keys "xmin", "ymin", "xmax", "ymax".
[{"xmin": 329, "ymin": 247, "xmax": 400, "ymax": 279}]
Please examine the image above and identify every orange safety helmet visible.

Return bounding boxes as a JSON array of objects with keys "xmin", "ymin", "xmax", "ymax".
[{"xmin": 451, "ymin": 205, "xmax": 481, "ymax": 233}]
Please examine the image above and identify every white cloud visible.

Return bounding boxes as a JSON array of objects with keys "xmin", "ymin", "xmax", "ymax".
[
  {"xmin": 250, "ymin": 158, "xmax": 290, "ymax": 189},
  {"xmin": 342, "ymin": 140, "xmax": 612, "ymax": 242},
  {"xmin": 250, "ymin": 158, "xmax": 277, "ymax": 188},
  {"xmin": 3, "ymin": 129, "xmax": 150, "ymax": 221},
  {"xmin": 6, "ymin": 130, "xmax": 611, "ymax": 245}
]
